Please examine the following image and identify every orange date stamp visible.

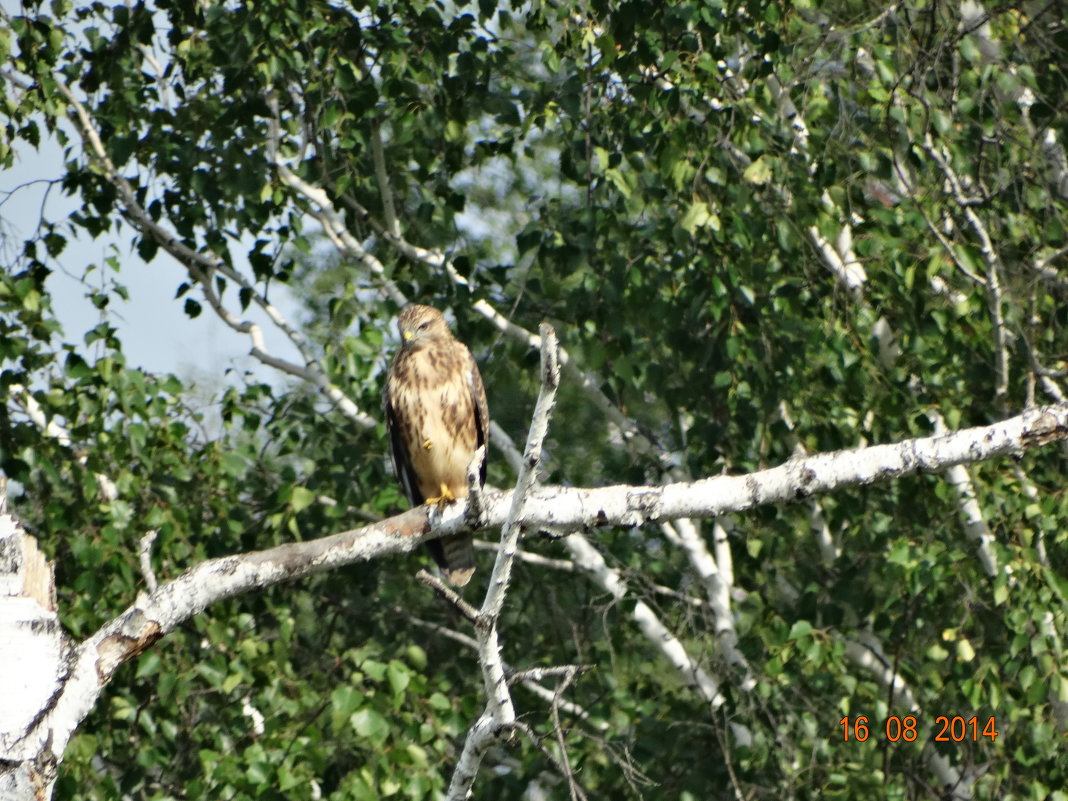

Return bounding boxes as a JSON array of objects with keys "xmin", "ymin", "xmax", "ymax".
[{"xmin": 838, "ymin": 715, "xmax": 999, "ymax": 743}]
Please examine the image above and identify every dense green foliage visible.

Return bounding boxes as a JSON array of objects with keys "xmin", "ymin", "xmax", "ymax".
[{"xmin": 2, "ymin": 0, "xmax": 1067, "ymax": 798}]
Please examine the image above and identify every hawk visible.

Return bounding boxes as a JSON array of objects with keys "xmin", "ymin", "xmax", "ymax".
[{"xmin": 383, "ymin": 304, "xmax": 489, "ymax": 586}]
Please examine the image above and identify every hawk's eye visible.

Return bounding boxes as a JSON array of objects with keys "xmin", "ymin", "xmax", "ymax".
[{"xmin": 418, "ymin": 321, "xmax": 430, "ymax": 330}]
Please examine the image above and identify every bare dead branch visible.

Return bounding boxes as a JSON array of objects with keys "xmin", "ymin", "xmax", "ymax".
[
  {"xmin": 370, "ymin": 119, "xmax": 401, "ymax": 238},
  {"xmin": 512, "ymin": 721, "xmax": 588, "ymax": 801},
  {"xmin": 404, "ymin": 613, "xmax": 605, "ymax": 728},
  {"xmin": 446, "ymin": 324, "xmax": 562, "ymax": 800},
  {"xmin": 547, "ymin": 665, "xmax": 588, "ymax": 801}
]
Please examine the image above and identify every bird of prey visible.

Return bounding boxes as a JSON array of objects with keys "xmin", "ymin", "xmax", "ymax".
[{"xmin": 383, "ymin": 304, "xmax": 489, "ymax": 586}]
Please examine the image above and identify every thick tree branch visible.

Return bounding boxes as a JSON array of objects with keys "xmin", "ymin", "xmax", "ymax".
[{"xmin": 11, "ymin": 403, "xmax": 1065, "ymax": 791}]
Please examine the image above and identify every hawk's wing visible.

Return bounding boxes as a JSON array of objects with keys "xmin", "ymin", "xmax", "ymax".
[{"xmin": 383, "ymin": 372, "xmax": 425, "ymax": 506}]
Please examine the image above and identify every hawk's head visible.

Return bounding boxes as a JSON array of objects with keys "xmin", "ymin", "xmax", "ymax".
[{"xmin": 397, "ymin": 304, "xmax": 452, "ymax": 350}]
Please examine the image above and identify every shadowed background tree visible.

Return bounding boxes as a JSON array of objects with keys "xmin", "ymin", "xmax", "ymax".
[{"xmin": 1, "ymin": 0, "xmax": 1067, "ymax": 798}]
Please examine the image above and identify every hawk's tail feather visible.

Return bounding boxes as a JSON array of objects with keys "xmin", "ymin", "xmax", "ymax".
[{"xmin": 427, "ymin": 534, "xmax": 476, "ymax": 587}]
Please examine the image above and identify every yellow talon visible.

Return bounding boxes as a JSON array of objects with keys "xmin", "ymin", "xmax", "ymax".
[
  {"xmin": 423, "ymin": 438, "xmax": 433, "ymax": 451},
  {"xmin": 425, "ymin": 484, "xmax": 456, "ymax": 510}
]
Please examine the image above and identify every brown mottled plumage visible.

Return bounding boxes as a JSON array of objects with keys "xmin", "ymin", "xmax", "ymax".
[{"xmin": 383, "ymin": 305, "xmax": 489, "ymax": 587}]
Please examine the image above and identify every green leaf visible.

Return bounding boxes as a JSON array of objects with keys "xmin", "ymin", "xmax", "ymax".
[
  {"xmin": 788, "ymin": 621, "xmax": 813, "ymax": 641},
  {"xmin": 743, "ymin": 157, "xmax": 772, "ymax": 185},
  {"xmin": 387, "ymin": 660, "xmax": 411, "ymax": 696},
  {"xmin": 350, "ymin": 708, "xmax": 390, "ymax": 745},
  {"xmin": 289, "ymin": 486, "xmax": 314, "ymax": 513}
]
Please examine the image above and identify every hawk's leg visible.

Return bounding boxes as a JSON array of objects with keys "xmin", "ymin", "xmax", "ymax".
[{"xmin": 424, "ymin": 483, "xmax": 456, "ymax": 510}]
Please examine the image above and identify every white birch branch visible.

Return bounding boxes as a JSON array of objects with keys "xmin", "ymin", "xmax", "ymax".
[
  {"xmin": 446, "ymin": 325, "xmax": 561, "ymax": 801},
  {"xmin": 928, "ymin": 411, "xmax": 999, "ymax": 577},
  {"xmin": 921, "ymin": 132, "xmax": 1012, "ymax": 409},
  {"xmin": 1011, "ymin": 464, "xmax": 1048, "ymax": 568},
  {"xmin": 808, "ymin": 499, "xmax": 839, "ymax": 565},
  {"xmin": 8, "ymin": 385, "xmax": 118, "ymax": 501},
  {"xmin": 565, "ymin": 533, "xmax": 726, "ymax": 709},
  {"xmin": 807, "ymin": 224, "xmax": 867, "ymax": 297},
  {"xmin": 844, "ymin": 635, "xmax": 974, "ymax": 800},
  {"xmin": 660, "ymin": 519, "xmax": 753, "ymax": 686},
  {"xmin": 54, "ymin": 77, "xmax": 375, "ymax": 428},
  {"xmin": 489, "ymin": 420, "xmax": 525, "ymax": 474},
  {"xmin": 138, "ymin": 531, "xmax": 159, "ymax": 593},
  {"xmin": 264, "ymin": 90, "xmax": 408, "ymax": 309},
  {"xmin": 35, "ymin": 401, "xmax": 1054, "ymax": 594}
]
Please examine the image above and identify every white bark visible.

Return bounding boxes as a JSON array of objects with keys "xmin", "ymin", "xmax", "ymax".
[
  {"xmin": 0, "ymin": 502, "xmax": 65, "ymax": 798},
  {"xmin": 929, "ymin": 412, "xmax": 999, "ymax": 577},
  {"xmin": 661, "ymin": 518, "xmax": 753, "ymax": 686}
]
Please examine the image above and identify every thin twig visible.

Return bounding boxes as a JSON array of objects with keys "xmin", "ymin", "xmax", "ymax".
[
  {"xmin": 415, "ymin": 570, "xmax": 480, "ymax": 624},
  {"xmin": 404, "ymin": 612, "xmax": 605, "ymax": 728},
  {"xmin": 371, "ymin": 119, "xmax": 401, "ymax": 238},
  {"xmin": 512, "ymin": 720, "xmax": 588, "ymax": 801},
  {"xmin": 921, "ymin": 132, "xmax": 1011, "ymax": 409},
  {"xmin": 549, "ymin": 665, "xmax": 587, "ymax": 801}
]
